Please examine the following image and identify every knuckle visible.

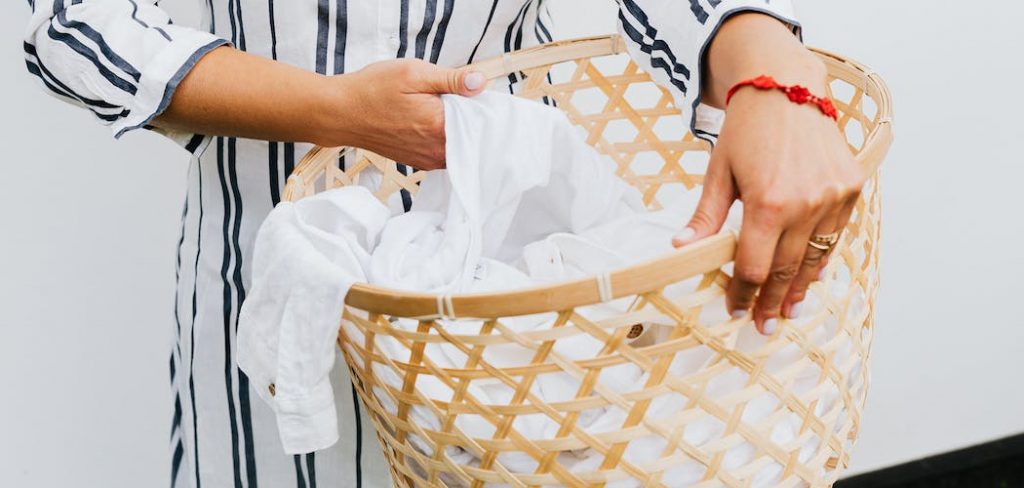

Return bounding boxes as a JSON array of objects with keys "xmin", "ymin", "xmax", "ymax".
[
  {"xmin": 802, "ymin": 250, "xmax": 827, "ymax": 267},
  {"xmin": 752, "ymin": 194, "xmax": 786, "ymax": 213},
  {"xmin": 688, "ymin": 208, "xmax": 716, "ymax": 230},
  {"xmin": 447, "ymin": 73, "xmax": 462, "ymax": 92},
  {"xmin": 430, "ymin": 145, "xmax": 446, "ymax": 164},
  {"xmin": 802, "ymin": 194, "xmax": 826, "ymax": 212},
  {"xmin": 736, "ymin": 266, "xmax": 769, "ymax": 285},
  {"xmin": 395, "ymin": 61, "xmax": 417, "ymax": 79},
  {"xmin": 769, "ymin": 263, "xmax": 800, "ymax": 282}
]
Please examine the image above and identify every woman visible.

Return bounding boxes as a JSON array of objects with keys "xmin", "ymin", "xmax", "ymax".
[{"xmin": 24, "ymin": 0, "xmax": 863, "ymax": 485}]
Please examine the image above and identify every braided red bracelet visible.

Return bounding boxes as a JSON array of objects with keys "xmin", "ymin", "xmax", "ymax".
[{"xmin": 725, "ymin": 75, "xmax": 838, "ymax": 121}]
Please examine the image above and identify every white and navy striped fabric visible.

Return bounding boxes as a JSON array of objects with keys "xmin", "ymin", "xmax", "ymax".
[{"xmin": 23, "ymin": 1, "xmax": 796, "ymax": 486}]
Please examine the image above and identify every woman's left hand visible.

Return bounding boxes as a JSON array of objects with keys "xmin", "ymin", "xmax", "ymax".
[{"xmin": 671, "ymin": 13, "xmax": 866, "ymax": 336}]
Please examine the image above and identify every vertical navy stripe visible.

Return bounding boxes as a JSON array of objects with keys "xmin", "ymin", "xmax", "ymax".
[
  {"xmin": 267, "ymin": 0, "xmax": 281, "ymax": 209},
  {"xmin": 351, "ymin": 384, "xmax": 363, "ymax": 488},
  {"xmin": 185, "ymin": 135, "xmax": 205, "ymax": 154},
  {"xmin": 396, "ymin": 0, "xmax": 410, "ymax": 58},
  {"xmin": 284, "ymin": 143, "xmax": 295, "ymax": 178},
  {"xmin": 206, "ymin": 0, "xmax": 216, "ymax": 33},
  {"xmin": 188, "ymin": 158, "xmax": 204, "ymax": 488},
  {"xmin": 535, "ymin": 0, "xmax": 553, "ymax": 43},
  {"xmin": 267, "ymin": 0, "xmax": 278, "ymax": 60},
  {"xmin": 232, "ymin": 0, "xmax": 247, "ymax": 51},
  {"xmin": 503, "ymin": 1, "xmax": 532, "ymax": 85},
  {"xmin": 171, "ymin": 388, "xmax": 183, "ymax": 436},
  {"xmin": 533, "ymin": 0, "xmax": 554, "ymax": 106},
  {"xmin": 467, "ymin": 0, "xmax": 499, "ymax": 63},
  {"xmin": 293, "ymin": 455, "xmax": 307, "ymax": 488},
  {"xmin": 414, "ymin": 0, "xmax": 438, "ymax": 60},
  {"xmin": 216, "ymin": 137, "xmax": 244, "ymax": 488},
  {"xmin": 171, "ymin": 439, "xmax": 185, "ymax": 487},
  {"xmin": 397, "ymin": 164, "xmax": 412, "ymax": 212},
  {"xmin": 315, "ymin": 0, "xmax": 329, "ymax": 73},
  {"xmin": 513, "ymin": 1, "xmax": 532, "ymax": 51},
  {"xmin": 428, "ymin": 0, "xmax": 454, "ymax": 64},
  {"xmin": 306, "ymin": 454, "xmax": 318, "ymax": 488},
  {"xmin": 229, "ymin": 143, "xmax": 258, "ymax": 488},
  {"xmin": 333, "ymin": 0, "xmax": 347, "ymax": 74},
  {"xmin": 269, "ymin": 142, "xmax": 281, "ymax": 206},
  {"xmin": 224, "ymin": 4, "xmax": 257, "ymax": 483}
]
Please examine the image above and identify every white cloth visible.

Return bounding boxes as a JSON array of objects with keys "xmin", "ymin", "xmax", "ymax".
[{"xmin": 238, "ymin": 90, "xmax": 648, "ymax": 454}]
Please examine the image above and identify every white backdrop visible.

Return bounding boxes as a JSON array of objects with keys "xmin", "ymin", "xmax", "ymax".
[{"xmin": 2, "ymin": 1, "xmax": 1022, "ymax": 486}]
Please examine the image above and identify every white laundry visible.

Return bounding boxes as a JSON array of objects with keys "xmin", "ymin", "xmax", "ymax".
[
  {"xmin": 238, "ymin": 90, "xmax": 650, "ymax": 455},
  {"xmin": 238, "ymin": 90, "xmax": 858, "ymax": 487}
]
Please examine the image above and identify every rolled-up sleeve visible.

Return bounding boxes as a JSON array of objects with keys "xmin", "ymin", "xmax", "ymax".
[
  {"xmin": 615, "ymin": 0, "xmax": 800, "ymax": 142},
  {"xmin": 23, "ymin": 0, "xmax": 228, "ymax": 151}
]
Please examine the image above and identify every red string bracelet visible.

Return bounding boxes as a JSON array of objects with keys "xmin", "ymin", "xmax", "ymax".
[{"xmin": 725, "ymin": 75, "xmax": 838, "ymax": 121}]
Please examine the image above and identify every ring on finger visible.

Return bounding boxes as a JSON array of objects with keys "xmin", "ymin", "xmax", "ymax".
[{"xmin": 807, "ymin": 232, "xmax": 840, "ymax": 252}]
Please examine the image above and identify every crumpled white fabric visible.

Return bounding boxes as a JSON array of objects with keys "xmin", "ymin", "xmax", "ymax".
[{"xmin": 237, "ymin": 90, "xmax": 649, "ymax": 455}]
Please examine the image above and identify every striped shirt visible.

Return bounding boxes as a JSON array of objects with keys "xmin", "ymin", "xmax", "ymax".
[{"xmin": 23, "ymin": 1, "xmax": 797, "ymax": 486}]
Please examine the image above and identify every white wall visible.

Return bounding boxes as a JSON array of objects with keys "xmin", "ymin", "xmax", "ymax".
[{"xmin": 1, "ymin": 1, "xmax": 1021, "ymax": 486}]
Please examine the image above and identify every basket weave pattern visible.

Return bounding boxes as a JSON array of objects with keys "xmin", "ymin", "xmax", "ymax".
[{"xmin": 283, "ymin": 36, "xmax": 893, "ymax": 488}]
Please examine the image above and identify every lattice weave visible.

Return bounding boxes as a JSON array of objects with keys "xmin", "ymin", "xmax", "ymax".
[{"xmin": 282, "ymin": 36, "xmax": 893, "ymax": 488}]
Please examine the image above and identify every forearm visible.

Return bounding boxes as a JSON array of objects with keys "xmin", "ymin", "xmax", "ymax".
[
  {"xmin": 154, "ymin": 46, "xmax": 342, "ymax": 146},
  {"xmin": 703, "ymin": 12, "xmax": 826, "ymax": 109}
]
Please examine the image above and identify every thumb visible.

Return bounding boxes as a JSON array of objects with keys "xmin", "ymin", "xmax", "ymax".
[
  {"xmin": 421, "ymin": 65, "xmax": 488, "ymax": 96},
  {"xmin": 672, "ymin": 154, "xmax": 736, "ymax": 248}
]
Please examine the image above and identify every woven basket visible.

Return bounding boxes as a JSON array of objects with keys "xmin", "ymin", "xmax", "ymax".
[{"xmin": 282, "ymin": 35, "xmax": 893, "ymax": 488}]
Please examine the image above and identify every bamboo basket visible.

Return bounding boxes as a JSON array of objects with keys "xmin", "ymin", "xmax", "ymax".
[{"xmin": 282, "ymin": 35, "xmax": 893, "ymax": 487}]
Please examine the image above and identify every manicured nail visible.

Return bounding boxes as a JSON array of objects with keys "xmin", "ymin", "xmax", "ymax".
[
  {"xmin": 464, "ymin": 72, "xmax": 485, "ymax": 90},
  {"xmin": 789, "ymin": 301, "xmax": 803, "ymax": 319},
  {"xmin": 672, "ymin": 227, "xmax": 697, "ymax": 246},
  {"xmin": 731, "ymin": 309, "xmax": 748, "ymax": 320},
  {"xmin": 817, "ymin": 268, "xmax": 827, "ymax": 281},
  {"xmin": 763, "ymin": 319, "xmax": 778, "ymax": 335}
]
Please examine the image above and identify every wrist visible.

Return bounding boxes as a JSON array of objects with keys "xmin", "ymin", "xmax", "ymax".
[
  {"xmin": 310, "ymin": 74, "xmax": 358, "ymax": 147},
  {"xmin": 704, "ymin": 12, "xmax": 826, "ymax": 107}
]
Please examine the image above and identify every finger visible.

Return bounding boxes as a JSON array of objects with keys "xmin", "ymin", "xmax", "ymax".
[
  {"xmin": 779, "ymin": 212, "xmax": 834, "ymax": 321},
  {"xmin": 420, "ymin": 64, "xmax": 487, "ymax": 96},
  {"xmin": 727, "ymin": 210, "xmax": 782, "ymax": 324},
  {"xmin": 753, "ymin": 221, "xmax": 817, "ymax": 334},
  {"xmin": 672, "ymin": 149, "xmax": 736, "ymax": 247},
  {"xmin": 782, "ymin": 197, "xmax": 855, "ymax": 318}
]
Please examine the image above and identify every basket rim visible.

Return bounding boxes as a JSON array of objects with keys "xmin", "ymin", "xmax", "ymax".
[{"xmin": 286, "ymin": 34, "xmax": 894, "ymax": 320}]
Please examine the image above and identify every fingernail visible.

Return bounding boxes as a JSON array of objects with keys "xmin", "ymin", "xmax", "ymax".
[
  {"xmin": 464, "ymin": 72, "xmax": 485, "ymax": 90},
  {"xmin": 789, "ymin": 301, "xmax": 803, "ymax": 319},
  {"xmin": 672, "ymin": 227, "xmax": 697, "ymax": 246},
  {"xmin": 731, "ymin": 309, "xmax": 748, "ymax": 320},
  {"xmin": 817, "ymin": 268, "xmax": 827, "ymax": 281},
  {"xmin": 763, "ymin": 319, "xmax": 778, "ymax": 335}
]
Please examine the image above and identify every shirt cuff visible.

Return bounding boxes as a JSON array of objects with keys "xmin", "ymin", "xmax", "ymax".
[
  {"xmin": 273, "ymin": 381, "xmax": 341, "ymax": 455},
  {"xmin": 111, "ymin": 26, "xmax": 228, "ymax": 142}
]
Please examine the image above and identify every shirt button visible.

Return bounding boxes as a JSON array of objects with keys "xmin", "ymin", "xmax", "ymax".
[{"xmin": 268, "ymin": 383, "xmax": 276, "ymax": 396}]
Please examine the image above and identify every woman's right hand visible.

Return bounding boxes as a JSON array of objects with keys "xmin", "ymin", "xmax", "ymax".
[
  {"xmin": 157, "ymin": 48, "xmax": 485, "ymax": 170},
  {"xmin": 319, "ymin": 59, "xmax": 488, "ymax": 170}
]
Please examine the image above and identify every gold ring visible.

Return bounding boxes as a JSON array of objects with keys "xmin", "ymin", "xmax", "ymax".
[{"xmin": 808, "ymin": 232, "xmax": 840, "ymax": 252}]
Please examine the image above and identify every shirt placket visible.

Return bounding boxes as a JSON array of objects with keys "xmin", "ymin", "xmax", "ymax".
[{"xmin": 377, "ymin": 1, "xmax": 402, "ymax": 61}]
